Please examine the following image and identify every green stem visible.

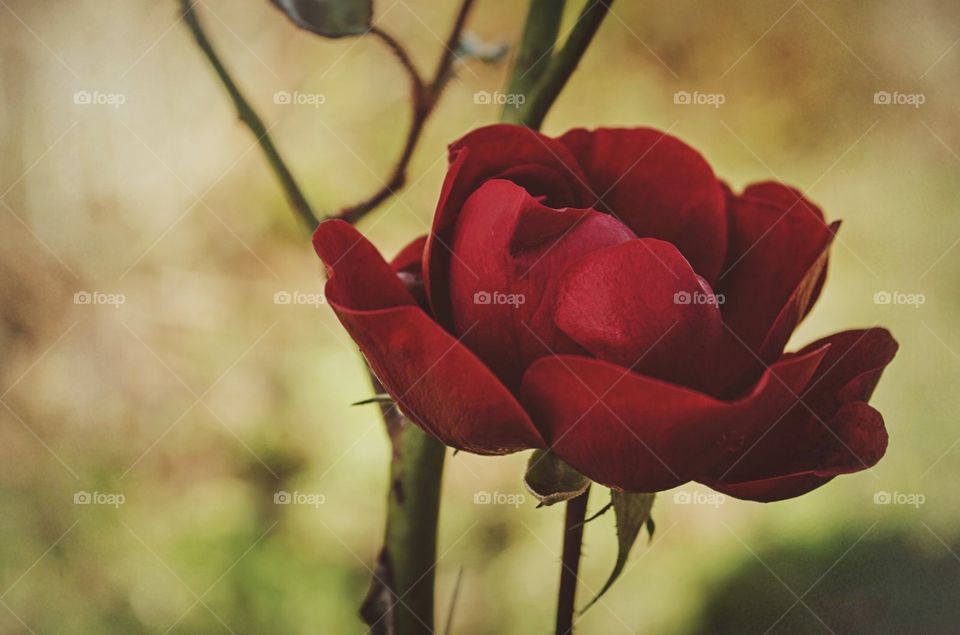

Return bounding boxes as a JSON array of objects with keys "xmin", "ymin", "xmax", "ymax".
[
  {"xmin": 356, "ymin": 376, "xmax": 446, "ymax": 635},
  {"xmin": 501, "ymin": 0, "xmax": 567, "ymax": 122},
  {"xmin": 368, "ymin": 424, "xmax": 446, "ymax": 634},
  {"xmin": 179, "ymin": 0, "xmax": 319, "ymax": 229},
  {"xmin": 507, "ymin": 0, "xmax": 614, "ymax": 129}
]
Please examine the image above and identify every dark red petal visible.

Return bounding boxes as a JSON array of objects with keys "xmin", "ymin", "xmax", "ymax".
[
  {"xmin": 707, "ymin": 328, "xmax": 897, "ymax": 484},
  {"xmin": 390, "ymin": 234, "xmax": 429, "ymax": 309},
  {"xmin": 313, "ymin": 219, "xmax": 415, "ymax": 311},
  {"xmin": 332, "ymin": 303, "xmax": 545, "ymax": 454},
  {"xmin": 705, "ymin": 473, "xmax": 835, "ymax": 502},
  {"xmin": 559, "ymin": 128, "xmax": 727, "ymax": 283},
  {"xmin": 424, "ymin": 125, "xmax": 593, "ymax": 327},
  {"xmin": 493, "ymin": 163, "xmax": 585, "ymax": 209},
  {"xmin": 793, "ymin": 328, "xmax": 899, "ymax": 414},
  {"xmin": 715, "ymin": 183, "xmax": 837, "ymax": 384},
  {"xmin": 518, "ymin": 345, "xmax": 827, "ymax": 492},
  {"xmin": 705, "ymin": 402, "xmax": 887, "ymax": 493},
  {"xmin": 314, "ymin": 220, "xmax": 543, "ymax": 454},
  {"xmin": 742, "ymin": 182, "xmax": 819, "ymax": 212},
  {"xmin": 448, "ymin": 179, "xmax": 634, "ymax": 389},
  {"xmin": 553, "ymin": 238, "xmax": 723, "ymax": 390},
  {"xmin": 391, "ymin": 234, "xmax": 428, "ymax": 275}
]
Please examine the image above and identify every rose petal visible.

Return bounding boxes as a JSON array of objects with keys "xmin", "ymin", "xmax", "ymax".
[
  {"xmin": 715, "ymin": 183, "xmax": 837, "ymax": 389},
  {"xmin": 391, "ymin": 234, "xmax": 427, "ymax": 275},
  {"xmin": 705, "ymin": 328, "xmax": 897, "ymax": 485},
  {"xmin": 793, "ymin": 328, "xmax": 899, "ymax": 413},
  {"xmin": 553, "ymin": 238, "xmax": 723, "ymax": 390},
  {"xmin": 333, "ymin": 304, "xmax": 546, "ymax": 454},
  {"xmin": 448, "ymin": 179, "xmax": 635, "ymax": 389},
  {"xmin": 518, "ymin": 345, "xmax": 828, "ymax": 492},
  {"xmin": 390, "ymin": 234, "xmax": 429, "ymax": 308},
  {"xmin": 559, "ymin": 128, "xmax": 728, "ymax": 282},
  {"xmin": 314, "ymin": 220, "xmax": 544, "ymax": 454},
  {"xmin": 424, "ymin": 125, "xmax": 594, "ymax": 327},
  {"xmin": 493, "ymin": 164, "xmax": 586, "ymax": 209},
  {"xmin": 706, "ymin": 473, "xmax": 835, "ymax": 503},
  {"xmin": 313, "ymin": 219, "xmax": 416, "ymax": 311}
]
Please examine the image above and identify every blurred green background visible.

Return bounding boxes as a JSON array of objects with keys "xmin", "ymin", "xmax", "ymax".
[{"xmin": 1, "ymin": 0, "xmax": 957, "ymax": 633}]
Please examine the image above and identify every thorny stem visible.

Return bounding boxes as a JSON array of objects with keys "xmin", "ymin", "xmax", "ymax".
[
  {"xmin": 556, "ymin": 488, "xmax": 590, "ymax": 635},
  {"xmin": 361, "ymin": 375, "xmax": 446, "ymax": 635}
]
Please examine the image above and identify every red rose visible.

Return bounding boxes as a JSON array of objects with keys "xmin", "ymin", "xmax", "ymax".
[{"xmin": 314, "ymin": 125, "xmax": 897, "ymax": 502}]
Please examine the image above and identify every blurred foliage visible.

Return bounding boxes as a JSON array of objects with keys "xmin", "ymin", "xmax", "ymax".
[
  {"xmin": 1, "ymin": 0, "xmax": 959, "ymax": 633},
  {"xmin": 687, "ymin": 528, "xmax": 960, "ymax": 634}
]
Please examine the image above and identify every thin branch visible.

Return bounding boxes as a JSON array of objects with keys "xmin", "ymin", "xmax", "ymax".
[
  {"xmin": 337, "ymin": 27, "xmax": 429, "ymax": 224},
  {"xmin": 338, "ymin": 0, "xmax": 476, "ymax": 224},
  {"xmin": 182, "ymin": 0, "xmax": 476, "ymax": 228},
  {"xmin": 428, "ymin": 0, "xmax": 476, "ymax": 99},
  {"xmin": 179, "ymin": 0, "xmax": 319, "ymax": 228},
  {"xmin": 370, "ymin": 27, "xmax": 428, "ymax": 93}
]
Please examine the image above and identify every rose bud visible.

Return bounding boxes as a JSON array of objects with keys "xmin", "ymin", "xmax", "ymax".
[{"xmin": 313, "ymin": 125, "xmax": 897, "ymax": 502}]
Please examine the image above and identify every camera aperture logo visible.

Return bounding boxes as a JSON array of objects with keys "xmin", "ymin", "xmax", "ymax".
[
  {"xmin": 873, "ymin": 290, "xmax": 924, "ymax": 308},
  {"xmin": 673, "ymin": 90, "xmax": 726, "ymax": 108},
  {"xmin": 673, "ymin": 490, "xmax": 725, "ymax": 508},
  {"xmin": 274, "ymin": 490, "xmax": 326, "ymax": 508},
  {"xmin": 473, "ymin": 490, "xmax": 526, "ymax": 508},
  {"xmin": 274, "ymin": 290, "xmax": 325, "ymax": 308},
  {"xmin": 473, "ymin": 91, "xmax": 526, "ymax": 108},
  {"xmin": 674, "ymin": 290, "xmax": 724, "ymax": 306},
  {"xmin": 874, "ymin": 490, "xmax": 925, "ymax": 508},
  {"xmin": 873, "ymin": 90, "xmax": 925, "ymax": 108},
  {"xmin": 274, "ymin": 91, "xmax": 326, "ymax": 108},
  {"xmin": 74, "ymin": 491, "xmax": 125, "ymax": 508},
  {"xmin": 473, "ymin": 290, "xmax": 525, "ymax": 308},
  {"xmin": 73, "ymin": 90, "xmax": 127, "ymax": 109},
  {"xmin": 74, "ymin": 290, "xmax": 126, "ymax": 308}
]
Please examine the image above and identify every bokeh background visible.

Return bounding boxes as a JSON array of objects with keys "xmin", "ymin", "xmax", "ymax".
[{"xmin": 1, "ymin": 0, "xmax": 958, "ymax": 633}]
